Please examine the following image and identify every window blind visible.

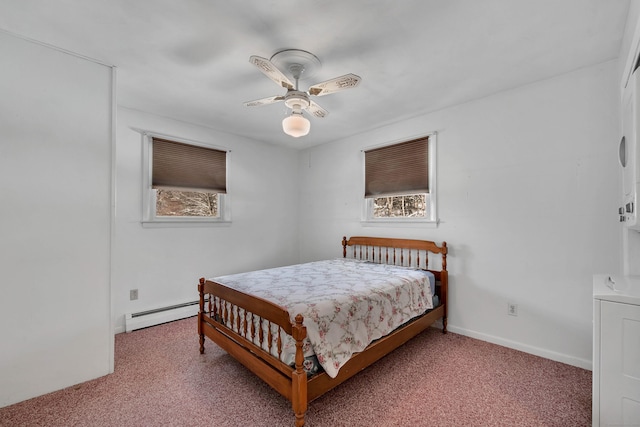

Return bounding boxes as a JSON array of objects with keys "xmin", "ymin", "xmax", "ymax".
[
  {"xmin": 364, "ymin": 137, "xmax": 428, "ymax": 198},
  {"xmin": 152, "ymin": 137, "xmax": 227, "ymax": 193}
]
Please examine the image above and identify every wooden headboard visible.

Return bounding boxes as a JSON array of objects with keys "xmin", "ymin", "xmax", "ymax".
[{"xmin": 342, "ymin": 235, "xmax": 447, "ymax": 273}]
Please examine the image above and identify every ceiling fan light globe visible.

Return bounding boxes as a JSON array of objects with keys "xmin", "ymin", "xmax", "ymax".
[{"xmin": 282, "ymin": 113, "xmax": 310, "ymax": 138}]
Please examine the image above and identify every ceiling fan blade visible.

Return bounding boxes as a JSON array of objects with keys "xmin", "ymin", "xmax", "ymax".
[
  {"xmin": 308, "ymin": 73, "xmax": 361, "ymax": 97},
  {"xmin": 249, "ymin": 56, "xmax": 294, "ymax": 90},
  {"xmin": 244, "ymin": 95, "xmax": 285, "ymax": 107},
  {"xmin": 307, "ymin": 100, "xmax": 329, "ymax": 118}
]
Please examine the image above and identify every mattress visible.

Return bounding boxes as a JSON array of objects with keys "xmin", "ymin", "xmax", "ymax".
[{"xmin": 211, "ymin": 258, "xmax": 435, "ymax": 378}]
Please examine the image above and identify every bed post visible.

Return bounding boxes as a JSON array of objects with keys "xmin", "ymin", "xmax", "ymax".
[
  {"xmin": 291, "ymin": 314, "xmax": 308, "ymax": 427},
  {"xmin": 198, "ymin": 278, "xmax": 206, "ymax": 354},
  {"xmin": 342, "ymin": 236, "xmax": 348, "ymax": 258}
]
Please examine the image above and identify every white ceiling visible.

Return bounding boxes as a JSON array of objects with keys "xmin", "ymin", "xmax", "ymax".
[{"xmin": 0, "ymin": 0, "xmax": 630, "ymax": 149}]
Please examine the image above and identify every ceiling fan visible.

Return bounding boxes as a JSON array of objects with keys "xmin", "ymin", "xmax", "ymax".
[{"xmin": 244, "ymin": 49, "xmax": 361, "ymax": 138}]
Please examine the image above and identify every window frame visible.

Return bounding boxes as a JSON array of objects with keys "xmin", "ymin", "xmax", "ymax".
[
  {"xmin": 361, "ymin": 132, "xmax": 438, "ymax": 226},
  {"xmin": 140, "ymin": 131, "xmax": 231, "ymax": 227}
]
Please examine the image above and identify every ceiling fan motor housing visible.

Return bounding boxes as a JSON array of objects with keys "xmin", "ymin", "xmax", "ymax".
[{"xmin": 284, "ymin": 90, "xmax": 310, "ymax": 110}]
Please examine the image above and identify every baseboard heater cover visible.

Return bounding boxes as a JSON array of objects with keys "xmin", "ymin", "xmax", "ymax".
[{"xmin": 125, "ymin": 300, "xmax": 199, "ymax": 332}]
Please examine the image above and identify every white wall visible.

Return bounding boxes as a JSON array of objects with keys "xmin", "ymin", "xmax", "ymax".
[
  {"xmin": 297, "ymin": 61, "xmax": 621, "ymax": 369},
  {"xmin": 618, "ymin": 0, "xmax": 639, "ymax": 86},
  {"xmin": 0, "ymin": 31, "xmax": 113, "ymax": 407},
  {"xmin": 112, "ymin": 108, "xmax": 300, "ymax": 333}
]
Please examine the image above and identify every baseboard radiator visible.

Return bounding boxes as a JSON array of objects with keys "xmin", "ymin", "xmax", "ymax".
[{"xmin": 125, "ymin": 300, "xmax": 199, "ymax": 332}]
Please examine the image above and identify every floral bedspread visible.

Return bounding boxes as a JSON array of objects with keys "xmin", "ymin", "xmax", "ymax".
[{"xmin": 211, "ymin": 258, "xmax": 433, "ymax": 378}]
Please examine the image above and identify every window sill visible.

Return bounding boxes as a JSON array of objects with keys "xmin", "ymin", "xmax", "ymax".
[
  {"xmin": 141, "ymin": 219, "xmax": 232, "ymax": 228},
  {"xmin": 361, "ymin": 218, "xmax": 439, "ymax": 228}
]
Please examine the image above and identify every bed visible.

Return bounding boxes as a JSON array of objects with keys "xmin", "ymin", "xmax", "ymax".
[{"xmin": 198, "ymin": 236, "xmax": 448, "ymax": 426}]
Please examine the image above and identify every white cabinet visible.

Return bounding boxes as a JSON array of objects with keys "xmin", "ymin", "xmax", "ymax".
[{"xmin": 593, "ymin": 275, "xmax": 640, "ymax": 426}]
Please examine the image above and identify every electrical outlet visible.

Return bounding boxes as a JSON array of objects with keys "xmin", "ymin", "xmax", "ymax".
[
  {"xmin": 130, "ymin": 289, "xmax": 139, "ymax": 301},
  {"xmin": 508, "ymin": 302, "xmax": 518, "ymax": 316}
]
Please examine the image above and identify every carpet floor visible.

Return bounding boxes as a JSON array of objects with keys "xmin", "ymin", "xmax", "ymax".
[{"xmin": 0, "ymin": 317, "xmax": 591, "ymax": 426}]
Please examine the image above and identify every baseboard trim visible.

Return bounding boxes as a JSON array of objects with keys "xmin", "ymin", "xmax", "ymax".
[
  {"xmin": 124, "ymin": 301, "xmax": 199, "ymax": 333},
  {"xmin": 446, "ymin": 325, "xmax": 592, "ymax": 371}
]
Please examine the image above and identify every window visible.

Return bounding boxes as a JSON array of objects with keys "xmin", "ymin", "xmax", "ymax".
[
  {"xmin": 142, "ymin": 134, "xmax": 230, "ymax": 226},
  {"xmin": 363, "ymin": 133, "xmax": 437, "ymax": 224}
]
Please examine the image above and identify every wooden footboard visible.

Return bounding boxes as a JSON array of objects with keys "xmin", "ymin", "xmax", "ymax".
[
  {"xmin": 198, "ymin": 236, "xmax": 448, "ymax": 427},
  {"xmin": 198, "ymin": 279, "xmax": 308, "ymax": 426}
]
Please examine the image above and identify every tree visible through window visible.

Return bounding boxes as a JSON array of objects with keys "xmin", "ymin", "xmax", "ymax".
[
  {"xmin": 373, "ymin": 194, "xmax": 426, "ymax": 218},
  {"xmin": 156, "ymin": 189, "xmax": 218, "ymax": 217}
]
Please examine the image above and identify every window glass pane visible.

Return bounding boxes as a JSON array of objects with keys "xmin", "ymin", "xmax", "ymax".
[
  {"xmin": 373, "ymin": 194, "xmax": 427, "ymax": 218},
  {"xmin": 155, "ymin": 189, "xmax": 218, "ymax": 217}
]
